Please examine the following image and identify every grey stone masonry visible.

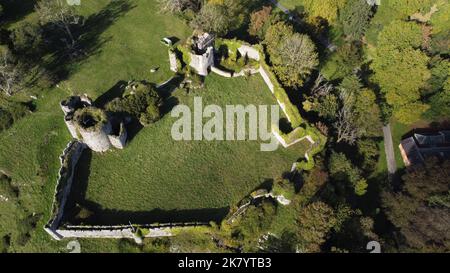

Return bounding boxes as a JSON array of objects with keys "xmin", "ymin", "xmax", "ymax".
[
  {"xmin": 169, "ymin": 50, "xmax": 178, "ymax": 72},
  {"xmin": 190, "ymin": 46, "xmax": 214, "ymax": 76}
]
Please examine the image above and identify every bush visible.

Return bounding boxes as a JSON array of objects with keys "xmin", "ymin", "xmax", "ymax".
[
  {"xmin": 0, "ymin": 100, "xmax": 29, "ymax": 132},
  {"xmin": 139, "ymin": 104, "xmax": 161, "ymax": 126},
  {"xmin": 106, "ymin": 81, "xmax": 162, "ymax": 126},
  {"xmin": 10, "ymin": 22, "xmax": 43, "ymax": 56},
  {"xmin": 74, "ymin": 107, "xmax": 108, "ymax": 131},
  {"xmin": 0, "ymin": 108, "xmax": 14, "ymax": 132}
]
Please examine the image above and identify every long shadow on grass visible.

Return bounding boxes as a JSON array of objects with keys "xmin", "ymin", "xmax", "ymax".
[
  {"xmin": 0, "ymin": 0, "xmax": 37, "ymax": 25},
  {"xmin": 63, "ymin": 148, "xmax": 229, "ymax": 226},
  {"xmin": 94, "ymin": 80, "xmax": 128, "ymax": 108},
  {"xmin": 68, "ymin": 201, "xmax": 229, "ymax": 226},
  {"xmin": 44, "ymin": 0, "xmax": 136, "ymax": 80}
]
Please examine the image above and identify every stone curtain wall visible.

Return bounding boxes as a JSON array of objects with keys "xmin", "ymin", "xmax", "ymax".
[
  {"xmin": 55, "ymin": 227, "xmax": 171, "ymax": 240},
  {"xmin": 51, "ymin": 222, "xmax": 209, "ymax": 241},
  {"xmin": 44, "ymin": 139, "xmax": 210, "ymax": 241},
  {"xmin": 259, "ymin": 66, "xmax": 275, "ymax": 93},
  {"xmin": 45, "ymin": 141, "xmax": 86, "ymax": 240},
  {"xmin": 207, "ymin": 40, "xmax": 327, "ymax": 170},
  {"xmin": 237, "ymin": 45, "xmax": 260, "ymax": 61}
]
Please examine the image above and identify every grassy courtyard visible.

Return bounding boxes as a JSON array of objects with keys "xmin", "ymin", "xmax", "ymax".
[{"xmin": 68, "ymin": 74, "xmax": 309, "ymax": 225}]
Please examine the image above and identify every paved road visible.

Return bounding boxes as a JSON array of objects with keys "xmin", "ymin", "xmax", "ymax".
[
  {"xmin": 266, "ymin": 0, "xmax": 337, "ymax": 51},
  {"xmin": 383, "ymin": 124, "xmax": 397, "ymax": 179}
]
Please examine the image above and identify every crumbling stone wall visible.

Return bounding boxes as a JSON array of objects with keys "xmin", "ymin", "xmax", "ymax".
[
  {"xmin": 45, "ymin": 141, "xmax": 86, "ymax": 240},
  {"xmin": 60, "ymin": 95, "xmax": 128, "ymax": 152},
  {"xmin": 48, "ymin": 222, "xmax": 209, "ymax": 241},
  {"xmin": 238, "ymin": 45, "xmax": 260, "ymax": 61},
  {"xmin": 108, "ymin": 122, "xmax": 127, "ymax": 149}
]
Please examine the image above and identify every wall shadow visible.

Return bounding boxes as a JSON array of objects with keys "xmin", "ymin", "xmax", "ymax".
[
  {"xmin": 68, "ymin": 203, "xmax": 229, "ymax": 226},
  {"xmin": 94, "ymin": 80, "xmax": 128, "ymax": 108}
]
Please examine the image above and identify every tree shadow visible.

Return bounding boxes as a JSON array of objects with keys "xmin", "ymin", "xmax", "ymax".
[
  {"xmin": 44, "ymin": 0, "xmax": 136, "ymax": 80},
  {"xmin": 94, "ymin": 80, "xmax": 128, "ymax": 108},
  {"xmin": 0, "ymin": 0, "xmax": 37, "ymax": 26}
]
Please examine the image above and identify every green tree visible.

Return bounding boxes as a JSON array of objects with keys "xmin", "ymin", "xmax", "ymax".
[
  {"xmin": 10, "ymin": 22, "xmax": 44, "ymax": 56},
  {"xmin": 339, "ymin": 0, "xmax": 373, "ymax": 40},
  {"xmin": 329, "ymin": 152, "xmax": 366, "ymax": 195},
  {"xmin": 265, "ymin": 22, "xmax": 318, "ymax": 88},
  {"xmin": 297, "ymin": 201, "xmax": 337, "ymax": 252},
  {"xmin": 248, "ymin": 6, "xmax": 272, "ymax": 40},
  {"xmin": 157, "ymin": 0, "xmax": 200, "ymax": 13},
  {"xmin": 390, "ymin": 0, "xmax": 435, "ymax": 18},
  {"xmin": 426, "ymin": 78, "xmax": 450, "ymax": 119},
  {"xmin": 382, "ymin": 159, "xmax": 450, "ymax": 252},
  {"xmin": 371, "ymin": 20, "xmax": 431, "ymax": 124},
  {"xmin": 35, "ymin": 0, "xmax": 79, "ymax": 47},
  {"xmin": 190, "ymin": 3, "xmax": 232, "ymax": 36},
  {"xmin": 302, "ymin": 0, "xmax": 347, "ymax": 24},
  {"xmin": 354, "ymin": 88, "xmax": 383, "ymax": 137},
  {"xmin": 321, "ymin": 42, "xmax": 363, "ymax": 80},
  {"xmin": 357, "ymin": 138, "xmax": 380, "ymax": 171}
]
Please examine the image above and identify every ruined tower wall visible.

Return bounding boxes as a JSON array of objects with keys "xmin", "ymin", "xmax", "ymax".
[
  {"xmin": 78, "ymin": 121, "xmax": 113, "ymax": 152},
  {"xmin": 108, "ymin": 122, "xmax": 127, "ymax": 149},
  {"xmin": 190, "ymin": 47, "xmax": 214, "ymax": 76}
]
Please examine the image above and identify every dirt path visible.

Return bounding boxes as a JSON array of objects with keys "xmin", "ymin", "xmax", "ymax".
[{"xmin": 383, "ymin": 124, "xmax": 397, "ymax": 180}]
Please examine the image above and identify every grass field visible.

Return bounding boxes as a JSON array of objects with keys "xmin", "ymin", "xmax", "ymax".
[
  {"xmin": 0, "ymin": 0, "xmax": 190, "ymax": 252},
  {"xmin": 0, "ymin": 0, "xmax": 309, "ymax": 251},
  {"xmin": 67, "ymin": 74, "xmax": 309, "ymax": 225}
]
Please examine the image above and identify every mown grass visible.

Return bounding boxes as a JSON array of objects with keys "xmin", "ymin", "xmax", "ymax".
[
  {"xmin": 75, "ymin": 74, "xmax": 308, "ymax": 223},
  {"xmin": 0, "ymin": 0, "xmax": 191, "ymax": 252},
  {"xmin": 0, "ymin": 0, "xmax": 309, "ymax": 251}
]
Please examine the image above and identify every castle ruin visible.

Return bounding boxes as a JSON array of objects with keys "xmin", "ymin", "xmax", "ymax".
[
  {"xmin": 189, "ymin": 32, "xmax": 215, "ymax": 76},
  {"xmin": 60, "ymin": 95, "xmax": 127, "ymax": 152}
]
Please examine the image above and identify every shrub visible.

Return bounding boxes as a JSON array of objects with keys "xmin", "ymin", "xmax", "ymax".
[
  {"xmin": 74, "ymin": 107, "xmax": 108, "ymax": 131},
  {"xmin": 139, "ymin": 104, "xmax": 161, "ymax": 126},
  {"xmin": 0, "ymin": 100, "xmax": 29, "ymax": 132},
  {"xmin": 106, "ymin": 81, "xmax": 162, "ymax": 126},
  {"xmin": 0, "ymin": 108, "xmax": 14, "ymax": 132}
]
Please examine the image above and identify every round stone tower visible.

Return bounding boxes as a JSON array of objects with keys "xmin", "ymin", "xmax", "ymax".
[{"xmin": 74, "ymin": 107, "xmax": 113, "ymax": 152}]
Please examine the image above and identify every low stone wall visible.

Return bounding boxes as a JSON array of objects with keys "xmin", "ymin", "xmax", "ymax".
[
  {"xmin": 54, "ymin": 227, "xmax": 172, "ymax": 239},
  {"xmin": 45, "ymin": 141, "xmax": 86, "ymax": 240},
  {"xmin": 211, "ymin": 66, "xmax": 232, "ymax": 78},
  {"xmin": 49, "ymin": 221, "xmax": 209, "ymax": 241},
  {"xmin": 233, "ymin": 68, "xmax": 259, "ymax": 77},
  {"xmin": 168, "ymin": 50, "xmax": 178, "ymax": 72},
  {"xmin": 211, "ymin": 66, "xmax": 259, "ymax": 78},
  {"xmin": 238, "ymin": 45, "xmax": 260, "ymax": 61},
  {"xmin": 259, "ymin": 66, "xmax": 275, "ymax": 93}
]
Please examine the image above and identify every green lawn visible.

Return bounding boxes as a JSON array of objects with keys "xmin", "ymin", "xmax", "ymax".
[
  {"xmin": 0, "ymin": 0, "xmax": 309, "ymax": 251},
  {"xmin": 70, "ymin": 74, "xmax": 308, "ymax": 225},
  {"xmin": 0, "ymin": 0, "xmax": 191, "ymax": 252}
]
